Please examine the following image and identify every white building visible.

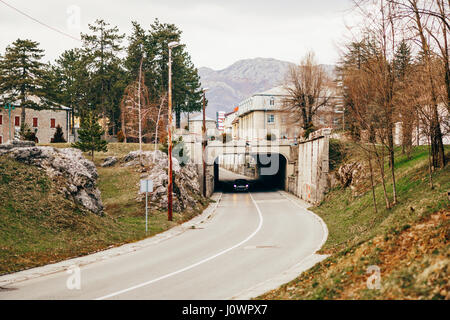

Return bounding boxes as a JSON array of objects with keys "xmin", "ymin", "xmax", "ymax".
[{"xmin": 188, "ymin": 114, "xmax": 217, "ymax": 137}]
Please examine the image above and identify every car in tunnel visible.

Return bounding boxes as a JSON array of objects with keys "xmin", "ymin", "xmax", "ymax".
[{"xmin": 233, "ymin": 179, "xmax": 249, "ymax": 192}]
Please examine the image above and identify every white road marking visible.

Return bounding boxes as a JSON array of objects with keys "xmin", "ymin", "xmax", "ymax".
[
  {"xmin": 95, "ymin": 192, "xmax": 264, "ymax": 300},
  {"xmin": 278, "ymin": 191, "xmax": 329, "ymax": 252}
]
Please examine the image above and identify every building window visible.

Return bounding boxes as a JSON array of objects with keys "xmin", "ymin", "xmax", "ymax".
[
  {"xmin": 269, "ymin": 97, "xmax": 275, "ymax": 106},
  {"xmin": 0, "ymin": 114, "xmax": 2, "ymax": 125},
  {"xmin": 15, "ymin": 116, "xmax": 20, "ymax": 127},
  {"xmin": 0, "ymin": 136, "xmax": 2, "ymax": 144},
  {"xmin": 50, "ymin": 118, "xmax": 56, "ymax": 128},
  {"xmin": 33, "ymin": 117, "xmax": 38, "ymax": 128},
  {"xmin": 267, "ymin": 114, "xmax": 275, "ymax": 124}
]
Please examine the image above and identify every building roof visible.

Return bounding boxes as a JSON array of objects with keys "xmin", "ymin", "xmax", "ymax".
[
  {"xmin": 255, "ymin": 86, "xmax": 290, "ymax": 97},
  {"xmin": 189, "ymin": 114, "xmax": 216, "ymax": 122},
  {"xmin": 1, "ymin": 95, "xmax": 71, "ymax": 111}
]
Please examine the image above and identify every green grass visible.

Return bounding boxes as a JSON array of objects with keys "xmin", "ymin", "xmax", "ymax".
[
  {"xmin": 315, "ymin": 146, "xmax": 449, "ymax": 253},
  {"xmin": 258, "ymin": 145, "xmax": 449, "ymax": 300},
  {"xmin": 0, "ymin": 142, "xmax": 208, "ymax": 276}
]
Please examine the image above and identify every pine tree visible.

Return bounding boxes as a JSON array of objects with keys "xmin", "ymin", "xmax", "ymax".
[
  {"xmin": 47, "ymin": 49, "xmax": 88, "ymax": 135},
  {"xmin": 394, "ymin": 40, "xmax": 412, "ymax": 80},
  {"xmin": 124, "ymin": 20, "xmax": 203, "ymax": 129},
  {"xmin": 81, "ymin": 19, "xmax": 125, "ymax": 135},
  {"xmin": 72, "ymin": 112, "xmax": 108, "ymax": 161},
  {"xmin": 0, "ymin": 39, "xmax": 46, "ymax": 124}
]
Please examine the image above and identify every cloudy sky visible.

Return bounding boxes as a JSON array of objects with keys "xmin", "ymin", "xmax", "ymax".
[{"xmin": 0, "ymin": 0, "xmax": 355, "ymax": 70}]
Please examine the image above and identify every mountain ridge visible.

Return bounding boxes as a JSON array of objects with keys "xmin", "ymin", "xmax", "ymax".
[{"xmin": 198, "ymin": 57, "xmax": 335, "ymax": 117}]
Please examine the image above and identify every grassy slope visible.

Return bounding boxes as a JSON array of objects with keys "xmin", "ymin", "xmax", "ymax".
[
  {"xmin": 259, "ymin": 146, "xmax": 449, "ymax": 300},
  {"xmin": 0, "ymin": 143, "xmax": 208, "ymax": 275}
]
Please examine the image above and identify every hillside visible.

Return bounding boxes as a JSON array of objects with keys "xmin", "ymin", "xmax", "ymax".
[
  {"xmin": 199, "ymin": 58, "xmax": 336, "ymax": 117},
  {"xmin": 0, "ymin": 143, "xmax": 208, "ymax": 275},
  {"xmin": 259, "ymin": 145, "xmax": 449, "ymax": 300}
]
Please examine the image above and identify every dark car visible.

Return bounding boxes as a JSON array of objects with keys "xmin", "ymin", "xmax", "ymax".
[{"xmin": 233, "ymin": 179, "xmax": 249, "ymax": 192}]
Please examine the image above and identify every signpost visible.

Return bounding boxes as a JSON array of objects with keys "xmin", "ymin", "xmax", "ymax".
[
  {"xmin": 3, "ymin": 103, "xmax": 15, "ymax": 141},
  {"xmin": 140, "ymin": 179, "xmax": 154, "ymax": 233}
]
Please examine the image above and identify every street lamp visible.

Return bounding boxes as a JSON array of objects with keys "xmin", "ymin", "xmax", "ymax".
[
  {"xmin": 202, "ymin": 88, "xmax": 209, "ymax": 197},
  {"xmin": 167, "ymin": 41, "xmax": 181, "ymax": 222}
]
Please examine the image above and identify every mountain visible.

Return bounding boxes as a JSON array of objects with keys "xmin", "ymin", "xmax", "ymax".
[{"xmin": 198, "ymin": 58, "xmax": 336, "ymax": 118}]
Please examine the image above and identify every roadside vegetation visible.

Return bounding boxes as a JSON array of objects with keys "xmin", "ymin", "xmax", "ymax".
[
  {"xmin": 0, "ymin": 143, "xmax": 209, "ymax": 276},
  {"xmin": 259, "ymin": 145, "xmax": 449, "ymax": 300}
]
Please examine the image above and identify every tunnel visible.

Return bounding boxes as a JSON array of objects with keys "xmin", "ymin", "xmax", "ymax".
[{"xmin": 214, "ymin": 153, "xmax": 288, "ymax": 193}]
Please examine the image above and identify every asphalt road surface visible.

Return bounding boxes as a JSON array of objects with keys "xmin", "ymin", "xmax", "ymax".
[{"xmin": 0, "ymin": 169, "xmax": 327, "ymax": 300}]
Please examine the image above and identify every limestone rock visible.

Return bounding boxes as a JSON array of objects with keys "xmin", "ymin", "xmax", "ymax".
[
  {"xmin": 1, "ymin": 145, "xmax": 104, "ymax": 214},
  {"xmin": 101, "ymin": 156, "xmax": 118, "ymax": 167},
  {"xmin": 122, "ymin": 150, "xmax": 203, "ymax": 212},
  {"xmin": 335, "ymin": 161, "xmax": 371, "ymax": 197}
]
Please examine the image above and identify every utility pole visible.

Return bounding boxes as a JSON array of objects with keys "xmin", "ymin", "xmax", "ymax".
[
  {"xmin": 4, "ymin": 103, "xmax": 15, "ymax": 142},
  {"xmin": 167, "ymin": 41, "xmax": 181, "ymax": 221},
  {"xmin": 202, "ymin": 88, "xmax": 209, "ymax": 197},
  {"xmin": 138, "ymin": 55, "xmax": 143, "ymax": 166}
]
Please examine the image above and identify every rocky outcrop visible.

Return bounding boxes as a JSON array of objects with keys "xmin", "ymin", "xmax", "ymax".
[
  {"xmin": 335, "ymin": 161, "xmax": 372, "ymax": 197},
  {"xmin": 121, "ymin": 150, "xmax": 203, "ymax": 212},
  {"xmin": 101, "ymin": 156, "xmax": 118, "ymax": 167},
  {"xmin": 0, "ymin": 142, "xmax": 103, "ymax": 214}
]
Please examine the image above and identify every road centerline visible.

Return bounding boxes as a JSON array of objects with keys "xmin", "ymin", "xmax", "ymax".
[{"xmin": 95, "ymin": 192, "xmax": 264, "ymax": 300}]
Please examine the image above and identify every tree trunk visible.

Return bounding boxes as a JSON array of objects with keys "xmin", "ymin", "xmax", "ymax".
[
  {"xmin": 176, "ymin": 109, "xmax": 181, "ymax": 129},
  {"xmin": 367, "ymin": 153, "xmax": 378, "ymax": 214},
  {"xmin": 431, "ymin": 109, "xmax": 446, "ymax": 169},
  {"xmin": 388, "ymin": 123, "xmax": 397, "ymax": 204},
  {"xmin": 373, "ymin": 143, "xmax": 391, "ymax": 209},
  {"xmin": 427, "ymin": 134, "xmax": 434, "ymax": 189}
]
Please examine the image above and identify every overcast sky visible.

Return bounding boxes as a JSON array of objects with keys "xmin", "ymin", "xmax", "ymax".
[{"xmin": 0, "ymin": 0, "xmax": 355, "ymax": 70}]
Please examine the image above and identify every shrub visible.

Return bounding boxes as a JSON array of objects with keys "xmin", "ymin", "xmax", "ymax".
[
  {"xmin": 117, "ymin": 130, "xmax": 125, "ymax": 143},
  {"xmin": 52, "ymin": 125, "xmax": 66, "ymax": 143},
  {"xmin": 20, "ymin": 123, "xmax": 37, "ymax": 142}
]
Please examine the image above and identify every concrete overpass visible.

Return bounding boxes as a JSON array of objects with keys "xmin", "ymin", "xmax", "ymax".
[{"xmin": 180, "ymin": 128, "xmax": 332, "ymax": 204}]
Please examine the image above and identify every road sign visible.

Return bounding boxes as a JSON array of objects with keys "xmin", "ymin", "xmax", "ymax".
[
  {"xmin": 140, "ymin": 179, "xmax": 153, "ymax": 233},
  {"xmin": 140, "ymin": 179, "xmax": 153, "ymax": 194}
]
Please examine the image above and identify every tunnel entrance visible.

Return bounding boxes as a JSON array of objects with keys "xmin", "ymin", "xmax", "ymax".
[
  {"xmin": 254, "ymin": 153, "xmax": 287, "ymax": 190},
  {"xmin": 213, "ymin": 153, "xmax": 287, "ymax": 193}
]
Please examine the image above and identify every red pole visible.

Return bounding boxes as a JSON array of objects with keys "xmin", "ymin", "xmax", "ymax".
[
  {"xmin": 167, "ymin": 47, "xmax": 173, "ymax": 221},
  {"xmin": 202, "ymin": 91, "xmax": 207, "ymax": 197}
]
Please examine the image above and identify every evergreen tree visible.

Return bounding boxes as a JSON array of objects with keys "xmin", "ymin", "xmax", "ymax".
[
  {"xmin": 72, "ymin": 111, "xmax": 108, "ymax": 161},
  {"xmin": 47, "ymin": 49, "xmax": 88, "ymax": 135},
  {"xmin": 0, "ymin": 39, "xmax": 46, "ymax": 123},
  {"xmin": 53, "ymin": 125, "xmax": 66, "ymax": 143},
  {"xmin": 394, "ymin": 40, "xmax": 412, "ymax": 80},
  {"xmin": 81, "ymin": 19, "xmax": 125, "ymax": 135},
  {"xmin": 124, "ymin": 20, "xmax": 204, "ymax": 129}
]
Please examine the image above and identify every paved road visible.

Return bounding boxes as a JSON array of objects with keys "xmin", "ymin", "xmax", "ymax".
[{"xmin": 0, "ymin": 169, "xmax": 327, "ymax": 300}]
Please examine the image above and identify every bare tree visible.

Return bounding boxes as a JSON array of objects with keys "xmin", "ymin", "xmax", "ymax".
[
  {"xmin": 283, "ymin": 51, "xmax": 332, "ymax": 138},
  {"xmin": 120, "ymin": 72, "xmax": 168, "ymax": 148},
  {"xmin": 384, "ymin": 0, "xmax": 447, "ymax": 168},
  {"xmin": 341, "ymin": 42, "xmax": 393, "ymax": 210}
]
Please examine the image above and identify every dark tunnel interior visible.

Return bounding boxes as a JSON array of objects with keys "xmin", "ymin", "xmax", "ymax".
[{"xmin": 214, "ymin": 153, "xmax": 287, "ymax": 193}]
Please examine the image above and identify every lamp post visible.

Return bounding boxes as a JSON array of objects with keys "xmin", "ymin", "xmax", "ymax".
[
  {"xmin": 202, "ymin": 88, "xmax": 209, "ymax": 197},
  {"xmin": 167, "ymin": 41, "xmax": 181, "ymax": 221}
]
